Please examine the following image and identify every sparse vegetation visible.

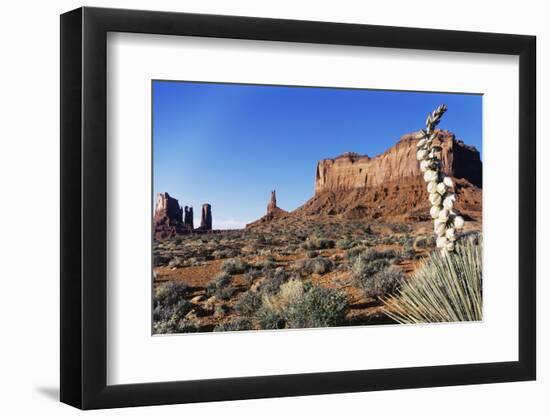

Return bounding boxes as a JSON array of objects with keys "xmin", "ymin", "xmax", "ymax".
[
  {"xmin": 152, "ymin": 215, "xmax": 482, "ymax": 333},
  {"xmin": 222, "ymin": 258, "xmax": 249, "ymax": 275}
]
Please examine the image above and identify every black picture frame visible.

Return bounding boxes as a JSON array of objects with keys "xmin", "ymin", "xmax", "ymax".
[{"xmin": 60, "ymin": 6, "xmax": 536, "ymax": 410}]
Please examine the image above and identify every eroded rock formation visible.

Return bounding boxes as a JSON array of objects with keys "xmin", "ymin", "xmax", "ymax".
[
  {"xmin": 199, "ymin": 204, "xmax": 212, "ymax": 231},
  {"xmin": 154, "ymin": 192, "xmax": 183, "ymax": 226},
  {"xmin": 246, "ymin": 190, "xmax": 288, "ymax": 227},
  {"xmin": 184, "ymin": 206, "xmax": 194, "ymax": 229},
  {"xmin": 297, "ymin": 130, "xmax": 482, "ymax": 221},
  {"xmin": 314, "ymin": 130, "xmax": 481, "ymax": 194},
  {"xmin": 154, "ymin": 192, "xmax": 190, "ymax": 238}
]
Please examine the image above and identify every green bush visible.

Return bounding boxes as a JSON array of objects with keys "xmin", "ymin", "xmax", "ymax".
[{"xmin": 383, "ymin": 237, "xmax": 482, "ymax": 323}]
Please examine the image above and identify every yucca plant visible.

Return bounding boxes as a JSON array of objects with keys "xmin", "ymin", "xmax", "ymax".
[
  {"xmin": 382, "ymin": 236, "xmax": 482, "ymax": 323},
  {"xmin": 416, "ymin": 104, "xmax": 465, "ymax": 253}
]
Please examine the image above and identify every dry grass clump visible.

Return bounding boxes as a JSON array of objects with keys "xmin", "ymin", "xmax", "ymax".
[{"xmin": 382, "ymin": 236, "xmax": 482, "ymax": 323}]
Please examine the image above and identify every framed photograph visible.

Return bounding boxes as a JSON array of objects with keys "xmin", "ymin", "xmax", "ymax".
[{"xmin": 60, "ymin": 6, "xmax": 536, "ymax": 409}]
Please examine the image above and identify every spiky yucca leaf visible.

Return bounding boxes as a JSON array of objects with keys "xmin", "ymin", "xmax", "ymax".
[{"xmin": 382, "ymin": 236, "xmax": 482, "ymax": 324}]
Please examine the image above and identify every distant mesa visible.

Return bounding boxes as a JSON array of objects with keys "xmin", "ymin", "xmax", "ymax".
[{"xmin": 154, "ymin": 192, "xmax": 212, "ymax": 239}]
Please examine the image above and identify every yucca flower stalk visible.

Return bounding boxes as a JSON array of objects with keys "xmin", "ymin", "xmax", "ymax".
[{"xmin": 416, "ymin": 104, "xmax": 464, "ymax": 253}]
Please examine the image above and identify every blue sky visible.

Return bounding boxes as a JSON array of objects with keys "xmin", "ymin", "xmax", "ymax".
[{"xmin": 153, "ymin": 81, "xmax": 482, "ymax": 229}]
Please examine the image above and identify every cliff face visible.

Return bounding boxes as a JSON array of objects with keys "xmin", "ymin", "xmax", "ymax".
[
  {"xmin": 294, "ymin": 130, "xmax": 482, "ymax": 222},
  {"xmin": 314, "ymin": 130, "xmax": 482, "ymax": 194},
  {"xmin": 154, "ymin": 192, "xmax": 183, "ymax": 226}
]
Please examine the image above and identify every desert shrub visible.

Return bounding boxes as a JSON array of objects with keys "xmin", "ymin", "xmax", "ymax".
[
  {"xmin": 256, "ymin": 307, "xmax": 285, "ymax": 329},
  {"xmin": 304, "ymin": 257, "xmax": 334, "ymax": 275},
  {"xmin": 390, "ymin": 223, "xmax": 411, "ymax": 234},
  {"xmin": 152, "ymin": 299, "xmax": 193, "ymax": 322},
  {"xmin": 153, "ymin": 255, "xmax": 170, "ymax": 267},
  {"xmin": 206, "ymin": 273, "xmax": 232, "ymax": 297},
  {"xmin": 261, "ymin": 257, "xmax": 276, "ymax": 269},
  {"xmin": 346, "ymin": 246, "xmax": 367, "ymax": 260},
  {"xmin": 168, "ymin": 256, "xmax": 185, "ymax": 268},
  {"xmin": 306, "ymin": 250, "xmax": 318, "ymax": 259},
  {"xmin": 287, "ymin": 285, "xmax": 348, "ymax": 328},
  {"xmin": 360, "ymin": 266, "xmax": 405, "ymax": 298},
  {"xmin": 152, "ymin": 282, "xmax": 196, "ymax": 333},
  {"xmin": 413, "ymin": 235, "xmax": 435, "ymax": 250},
  {"xmin": 301, "ymin": 236, "xmax": 336, "ymax": 250},
  {"xmin": 221, "ymin": 258, "xmax": 249, "ymax": 275},
  {"xmin": 234, "ymin": 291, "xmax": 263, "ymax": 316},
  {"xmin": 401, "ymin": 247, "xmax": 417, "ymax": 260},
  {"xmin": 259, "ymin": 267, "xmax": 292, "ymax": 295},
  {"xmin": 352, "ymin": 255, "xmax": 390, "ymax": 278},
  {"xmin": 383, "ymin": 237, "xmax": 482, "ymax": 323},
  {"xmin": 363, "ymin": 225, "xmax": 374, "ymax": 235},
  {"xmin": 212, "ymin": 248, "xmax": 238, "ymax": 259},
  {"xmin": 154, "ymin": 282, "xmax": 188, "ymax": 307},
  {"xmin": 153, "ymin": 317, "xmax": 198, "ymax": 334},
  {"xmin": 336, "ymin": 238, "xmax": 353, "ymax": 250},
  {"xmin": 244, "ymin": 269, "xmax": 262, "ymax": 287},
  {"xmin": 356, "ymin": 248, "xmax": 400, "ymax": 263},
  {"xmin": 258, "ymin": 280, "xmax": 348, "ymax": 329},
  {"xmin": 216, "ymin": 286, "xmax": 237, "ymax": 300},
  {"xmin": 213, "ymin": 318, "xmax": 253, "ymax": 332}
]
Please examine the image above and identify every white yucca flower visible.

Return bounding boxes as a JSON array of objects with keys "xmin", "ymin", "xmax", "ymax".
[
  {"xmin": 417, "ymin": 138, "xmax": 427, "ymax": 148},
  {"xmin": 445, "ymin": 227, "xmax": 456, "ymax": 241},
  {"xmin": 445, "ymin": 241, "xmax": 455, "ymax": 252},
  {"xmin": 454, "ymin": 216, "xmax": 465, "ymax": 229},
  {"xmin": 436, "ymin": 182, "xmax": 447, "ymax": 195},
  {"xmin": 427, "ymin": 181, "xmax": 437, "ymax": 194},
  {"xmin": 443, "ymin": 177, "xmax": 454, "ymax": 188},
  {"xmin": 438, "ymin": 208, "xmax": 450, "ymax": 221},
  {"xmin": 429, "ymin": 192, "xmax": 442, "ymax": 206},
  {"xmin": 443, "ymin": 195, "xmax": 455, "ymax": 210},
  {"xmin": 420, "ymin": 160, "xmax": 431, "ymax": 172},
  {"xmin": 424, "ymin": 170, "xmax": 438, "ymax": 182},
  {"xmin": 434, "ymin": 222, "xmax": 446, "ymax": 236},
  {"xmin": 430, "ymin": 205, "xmax": 441, "ymax": 219},
  {"xmin": 436, "ymin": 236, "xmax": 448, "ymax": 248}
]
